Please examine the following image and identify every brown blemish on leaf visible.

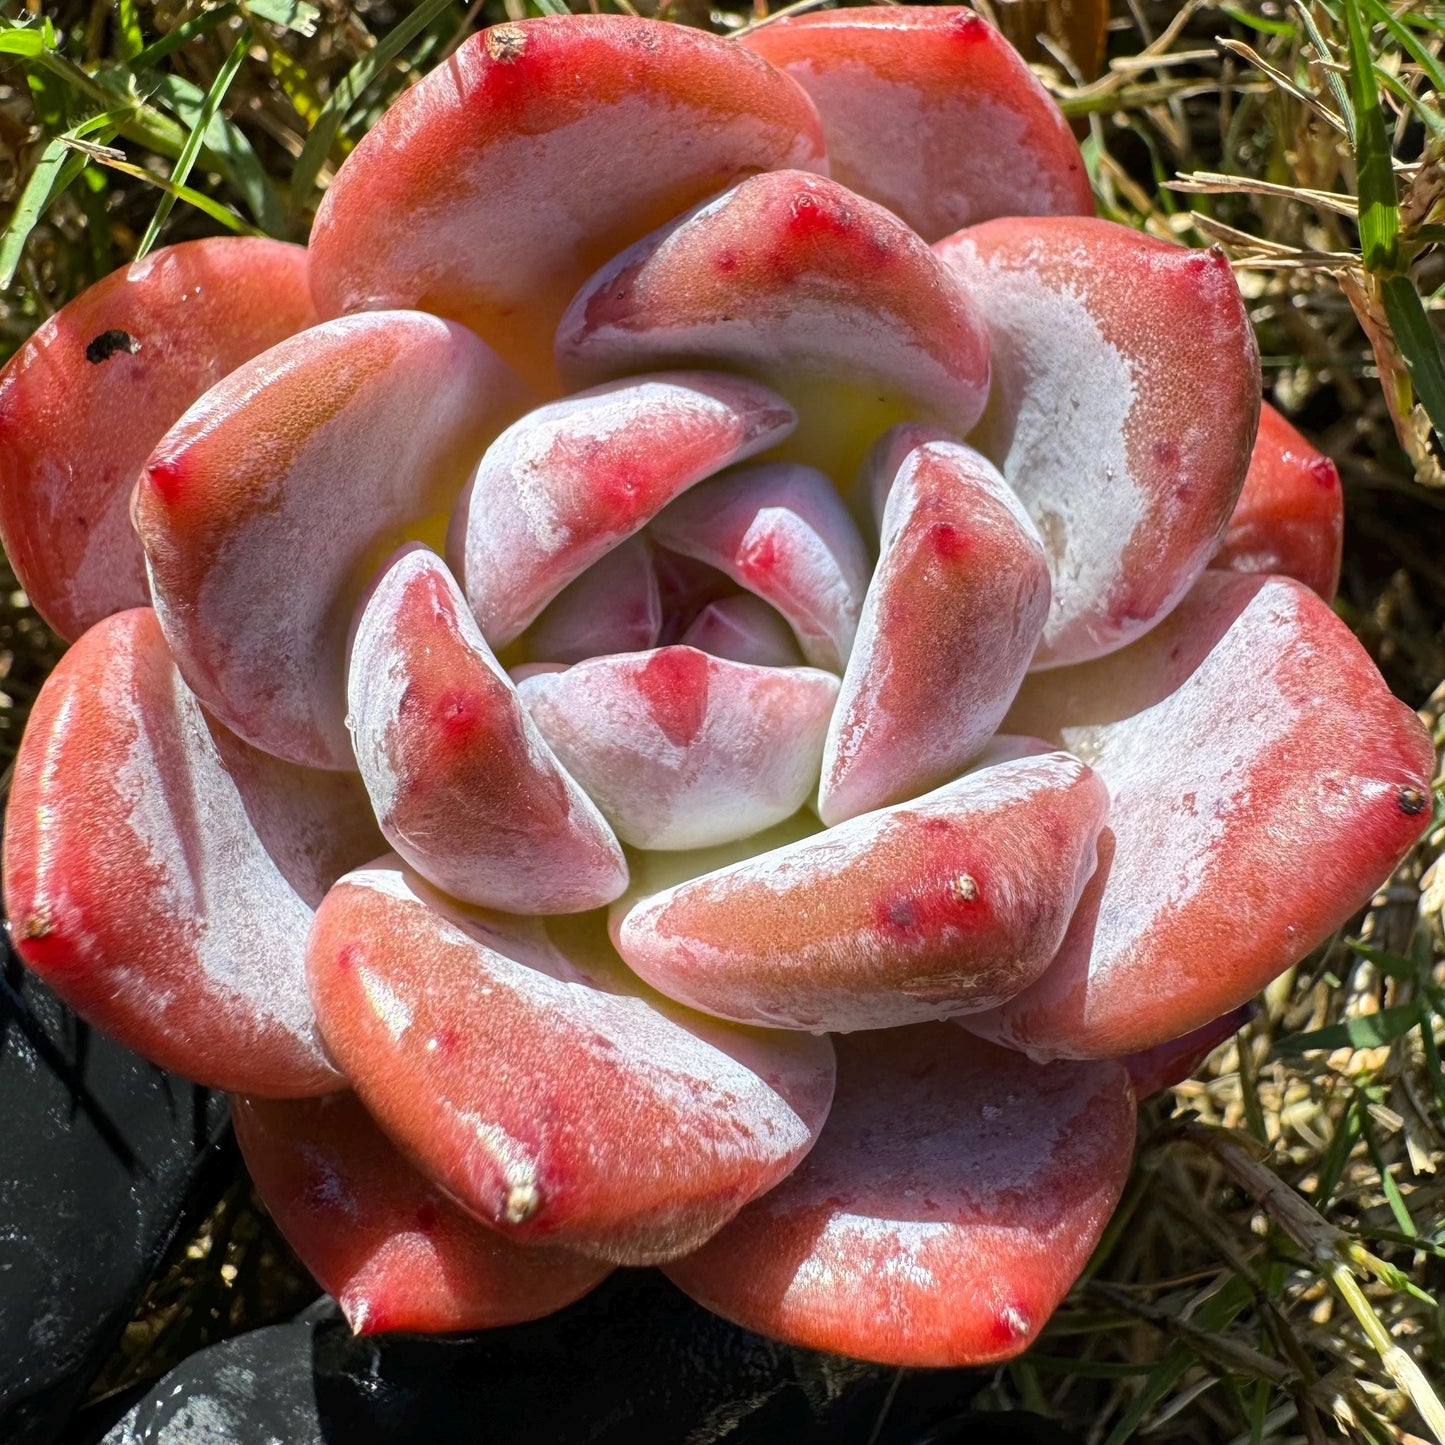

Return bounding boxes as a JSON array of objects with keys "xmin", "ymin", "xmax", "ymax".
[
  {"xmin": 485, "ymin": 24, "xmax": 527, "ymax": 63},
  {"xmin": 1399, "ymin": 785, "xmax": 1427, "ymax": 816},
  {"xmin": 17, "ymin": 906, "xmax": 52, "ymax": 940},
  {"xmin": 85, "ymin": 329, "xmax": 142, "ymax": 364}
]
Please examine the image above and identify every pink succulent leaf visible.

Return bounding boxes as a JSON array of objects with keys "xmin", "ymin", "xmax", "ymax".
[
  {"xmin": 3, "ymin": 609, "xmax": 382, "ymax": 1095},
  {"xmin": 134, "ymin": 311, "xmax": 528, "ymax": 770},
  {"xmin": 306, "ymin": 861, "xmax": 836, "ymax": 1265},
  {"xmin": 681, "ymin": 594, "xmax": 804, "ymax": 668},
  {"xmin": 556, "ymin": 169, "xmax": 992, "ymax": 479},
  {"xmin": 346, "ymin": 547, "xmax": 627, "ymax": 913},
  {"xmin": 516, "ymin": 647, "xmax": 839, "ymax": 851},
  {"xmin": 614, "ymin": 750, "xmax": 1108, "ymax": 1032},
  {"xmin": 648, "ymin": 461, "xmax": 872, "ymax": 672},
  {"xmin": 451, "ymin": 373, "xmax": 795, "ymax": 648},
  {"xmin": 1212, "ymin": 402, "xmax": 1344, "ymax": 601},
  {"xmin": 308, "ymin": 14, "xmax": 827, "ymax": 392},
  {"xmin": 1121, "ymin": 1005, "xmax": 1255, "ymax": 1099},
  {"xmin": 742, "ymin": 7, "xmax": 1093, "ymax": 244},
  {"xmin": 820, "ymin": 431, "xmax": 1051, "ymax": 825},
  {"xmin": 0, "ymin": 238, "xmax": 314, "ymax": 642},
  {"xmin": 665, "ymin": 1025, "xmax": 1135, "ymax": 1368},
  {"xmin": 525, "ymin": 534, "xmax": 663, "ymax": 664},
  {"xmin": 234, "ymin": 1090, "xmax": 612, "ymax": 1335},
  {"xmin": 936, "ymin": 217, "xmax": 1261, "ymax": 667},
  {"xmin": 968, "ymin": 572, "xmax": 1435, "ymax": 1061}
]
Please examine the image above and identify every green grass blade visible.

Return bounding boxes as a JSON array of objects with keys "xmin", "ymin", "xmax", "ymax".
[
  {"xmin": 135, "ymin": 25, "xmax": 253, "ymax": 258},
  {"xmin": 1344, "ymin": 0, "xmax": 1400, "ymax": 271},
  {"xmin": 1291, "ymin": 0, "xmax": 1356, "ymax": 140},
  {"xmin": 0, "ymin": 105, "xmax": 129, "ymax": 289},
  {"xmin": 243, "ymin": 0, "xmax": 320, "ymax": 36},
  {"xmin": 1343, "ymin": 940, "xmax": 1418, "ymax": 980},
  {"xmin": 130, "ymin": 5, "xmax": 238, "ymax": 69},
  {"xmin": 1381, "ymin": 273, "xmax": 1445, "ymax": 444},
  {"xmin": 1273, "ymin": 1002, "xmax": 1423, "ymax": 1055},
  {"xmin": 114, "ymin": 0, "xmax": 144, "ymax": 61},
  {"xmin": 0, "ymin": 140, "xmax": 88, "ymax": 290},
  {"xmin": 1361, "ymin": 0, "xmax": 1445, "ymax": 97},
  {"xmin": 1222, "ymin": 5, "xmax": 1296, "ymax": 38},
  {"xmin": 289, "ymin": 0, "xmax": 458, "ymax": 206},
  {"xmin": 147, "ymin": 71, "xmax": 283, "ymax": 233},
  {"xmin": 1358, "ymin": 1099, "xmax": 1418, "ymax": 1238},
  {"xmin": 79, "ymin": 144, "xmax": 260, "ymax": 236},
  {"xmin": 0, "ymin": 28, "xmax": 46, "ymax": 56}
]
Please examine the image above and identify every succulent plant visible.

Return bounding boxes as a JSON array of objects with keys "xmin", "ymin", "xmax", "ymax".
[{"xmin": 0, "ymin": 7, "xmax": 1434, "ymax": 1371}]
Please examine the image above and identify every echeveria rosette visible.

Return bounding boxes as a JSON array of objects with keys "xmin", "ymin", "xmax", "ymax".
[{"xmin": 0, "ymin": 7, "xmax": 1432, "ymax": 1368}]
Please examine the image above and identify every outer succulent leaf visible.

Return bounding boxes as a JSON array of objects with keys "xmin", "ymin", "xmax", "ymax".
[
  {"xmin": 682, "ymin": 595, "xmax": 804, "ymax": 668},
  {"xmin": 1121, "ymin": 1005, "xmax": 1253, "ymax": 1099},
  {"xmin": 517, "ymin": 647, "xmax": 839, "ymax": 851},
  {"xmin": 526, "ymin": 535, "xmax": 662, "ymax": 664},
  {"xmin": 347, "ymin": 547, "xmax": 627, "ymax": 913},
  {"xmin": 135, "ymin": 311, "xmax": 527, "ymax": 770},
  {"xmin": 615, "ymin": 751, "xmax": 1108, "ymax": 1032},
  {"xmin": 1212, "ymin": 402, "xmax": 1343, "ymax": 600},
  {"xmin": 306, "ymin": 863, "xmax": 836, "ymax": 1264},
  {"xmin": 0, "ymin": 238, "xmax": 313, "ymax": 642},
  {"xmin": 820, "ymin": 433, "xmax": 1051, "ymax": 824},
  {"xmin": 557, "ymin": 170, "xmax": 992, "ymax": 478},
  {"xmin": 233, "ymin": 1091, "xmax": 611, "ymax": 1335},
  {"xmin": 970, "ymin": 572, "xmax": 1435, "ymax": 1060},
  {"xmin": 665, "ymin": 1025, "xmax": 1135, "ymax": 1368},
  {"xmin": 453, "ymin": 374, "xmax": 794, "ymax": 647},
  {"xmin": 741, "ymin": 7, "xmax": 1093, "ymax": 244},
  {"xmin": 308, "ymin": 15, "xmax": 826, "ymax": 392},
  {"xmin": 648, "ymin": 462, "xmax": 872, "ymax": 672},
  {"xmin": 936, "ymin": 218, "xmax": 1260, "ymax": 667},
  {"xmin": 3, "ymin": 609, "xmax": 381, "ymax": 1095}
]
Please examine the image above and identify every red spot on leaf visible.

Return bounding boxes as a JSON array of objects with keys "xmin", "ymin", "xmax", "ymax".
[{"xmin": 636, "ymin": 647, "xmax": 710, "ymax": 747}]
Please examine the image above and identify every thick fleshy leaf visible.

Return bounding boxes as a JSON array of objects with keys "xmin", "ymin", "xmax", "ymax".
[
  {"xmin": 3, "ymin": 609, "xmax": 381, "ymax": 1095},
  {"xmin": 307, "ymin": 864, "xmax": 836, "ymax": 1265},
  {"xmin": 969, "ymin": 572, "xmax": 1435, "ymax": 1060},
  {"xmin": 557, "ymin": 170, "xmax": 992, "ymax": 479},
  {"xmin": 0, "ymin": 238, "xmax": 313, "ymax": 643},
  {"xmin": 936, "ymin": 218, "xmax": 1260, "ymax": 667},
  {"xmin": 308, "ymin": 15, "xmax": 826, "ymax": 391},
  {"xmin": 526, "ymin": 535, "xmax": 661, "ymax": 664},
  {"xmin": 517, "ymin": 648, "xmax": 839, "ymax": 851},
  {"xmin": 234, "ymin": 1091, "xmax": 611, "ymax": 1335},
  {"xmin": 615, "ymin": 751, "xmax": 1108, "ymax": 1032},
  {"xmin": 452, "ymin": 374, "xmax": 794, "ymax": 647},
  {"xmin": 682, "ymin": 594, "xmax": 803, "ymax": 668},
  {"xmin": 347, "ymin": 547, "xmax": 627, "ymax": 913},
  {"xmin": 665, "ymin": 1025, "xmax": 1135, "ymax": 1368},
  {"xmin": 1122, "ymin": 1005, "xmax": 1252, "ymax": 1099},
  {"xmin": 820, "ymin": 432, "xmax": 1051, "ymax": 824},
  {"xmin": 742, "ymin": 7, "xmax": 1093, "ymax": 244},
  {"xmin": 135, "ymin": 311, "xmax": 527, "ymax": 769},
  {"xmin": 1212, "ymin": 402, "xmax": 1343, "ymax": 600},
  {"xmin": 648, "ymin": 462, "xmax": 872, "ymax": 672}
]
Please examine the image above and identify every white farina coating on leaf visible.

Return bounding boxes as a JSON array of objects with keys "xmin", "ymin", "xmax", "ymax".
[
  {"xmin": 788, "ymin": 65, "xmax": 1054, "ymax": 234},
  {"xmin": 370, "ymin": 865, "xmax": 818, "ymax": 1167},
  {"xmin": 358, "ymin": 965, "xmax": 414, "ymax": 1044},
  {"xmin": 953, "ymin": 239, "xmax": 1142, "ymax": 647},
  {"xmin": 1071, "ymin": 584, "xmax": 1302, "ymax": 975},
  {"xmin": 109, "ymin": 652, "xmax": 320, "ymax": 1041}
]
